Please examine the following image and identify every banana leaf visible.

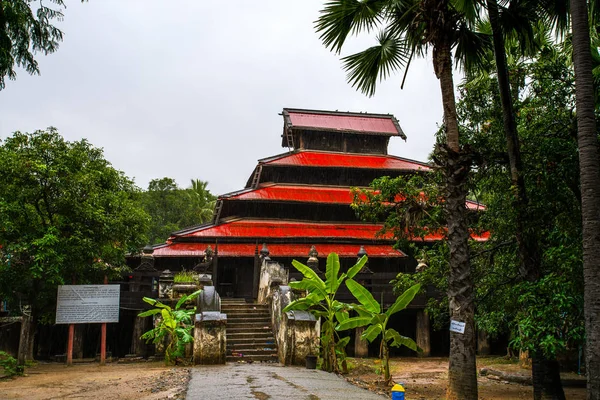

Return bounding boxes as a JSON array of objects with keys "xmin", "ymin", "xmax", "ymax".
[
  {"xmin": 346, "ymin": 278, "xmax": 380, "ymax": 313},
  {"xmin": 385, "ymin": 283, "xmax": 421, "ymax": 317}
]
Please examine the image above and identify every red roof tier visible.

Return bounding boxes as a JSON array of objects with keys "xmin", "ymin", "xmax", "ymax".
[
  {"xmin": 177, "ymin": 219, "xmax": 392, "ymax": 240},
  {"xmin": 285, "ymin": 109, "xmax": 402, "ymax": 137},
  {"xmin": 224, "ymin": 185, "xmax": 357, "ymax": 204},
  {"xmin": 153, "ymin": 242, "xmax": 406, "ymax": 258},
  {"xmin": 172, "ymin": 218, "xmax": 490, "ymax": 242},
  {"xmin": 261, "ymin": 151, "xmax": 431, "ymax": 171},
  {"xmin": 220, "ymin": 184, "xmax": 485, "ymax": 210}
]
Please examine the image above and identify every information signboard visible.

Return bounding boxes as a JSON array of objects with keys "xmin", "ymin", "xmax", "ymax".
[{"xmin": 55, "ymin": 285, "xmax": 120, "ymax": 324}]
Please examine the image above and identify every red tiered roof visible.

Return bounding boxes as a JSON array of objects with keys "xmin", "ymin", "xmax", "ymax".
[
  {"xmin": 261, "ymin": 151, "xmax": 430, "ymax": 171},
  {"xmin": 153, "ymin": 242, "xmax": 406, "ymax": 258}
]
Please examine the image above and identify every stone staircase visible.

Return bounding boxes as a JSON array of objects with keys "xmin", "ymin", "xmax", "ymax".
[{"xmin": 221, "ymin": 298, "xmax": 278, "ymax": 363}]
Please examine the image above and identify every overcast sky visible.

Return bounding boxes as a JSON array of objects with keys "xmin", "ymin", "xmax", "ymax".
[{"xmin": 0, "ymin": 0, "xmax": 445, "ymax": 196}]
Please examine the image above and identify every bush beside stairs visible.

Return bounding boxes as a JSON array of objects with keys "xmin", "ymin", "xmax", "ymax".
[{"xmin": 221, "ymin": 299, "xmax": 278, "ymax": 363}]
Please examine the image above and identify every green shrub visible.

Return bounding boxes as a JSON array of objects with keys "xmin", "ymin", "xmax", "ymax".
[{"xmin": 0, "ymin": 351, "xmax": 23, "ymax": 377}]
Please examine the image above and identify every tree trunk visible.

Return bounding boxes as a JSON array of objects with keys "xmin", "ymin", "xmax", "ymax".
[
  {"xmin": 433, "ymin": 37, "xmax": 478, "ymax": 400},
  {"xmin": 17, "ymin": 311, "xmax": 34, "ymax": 366},
  {"xmin": 532, "ymin": 353, "xmax": 567, "ymax": 400},
  {"xmin": 486, "ymin": 1, "xmax": 565, "ymax": 398},
  {"xmin": 570, "ymin": 1, "xmax": 600, "ymax": 399}
]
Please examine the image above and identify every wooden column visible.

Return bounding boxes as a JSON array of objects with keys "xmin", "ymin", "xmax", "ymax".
[
  {"xmin": 100, "ymin": 275, "xmax": 107, "ymax": 365},
  {"xmin": 131, "ymin": 316, "xmax": 148, "ymax": 357},
  {"xmin": 66, "ymin": 324, "xmax": 74, "ymax": 366},
  {"xmin": 416, "ymin": 309, "xmax": 431, "ymax": 357},
  {"xmin": 477, "ymin": 329, "xmax": 490, "ymax": 356},
  {"xmin": 252, "ymin": 242, "xmax": 260, "ymax": 300},
  {"xmin": 354, "ymin": 326, "xmax": 369, "ymax": 358}
]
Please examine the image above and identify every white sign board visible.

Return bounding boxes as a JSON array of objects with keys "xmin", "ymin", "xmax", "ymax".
[
  {"xmin": 56, "ymin": 285, "xmax": 120, "ymax": 324},
  {"xmin": 449, "ymin": 320, "xmax": 466, "ymax": 334}
]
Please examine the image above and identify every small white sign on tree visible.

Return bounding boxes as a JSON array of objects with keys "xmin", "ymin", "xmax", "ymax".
[{"xmin": 449, "ymin": 320, "xmax": 466, "ymax": 334}]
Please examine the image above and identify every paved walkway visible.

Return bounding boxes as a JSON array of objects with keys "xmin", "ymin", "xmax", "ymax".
[{"xmin": 186, "ymin": 363, "xmax": 387, "ymax": 400}]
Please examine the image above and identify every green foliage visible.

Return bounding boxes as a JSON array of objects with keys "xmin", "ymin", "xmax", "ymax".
[
  {"xmin": 141, "ymin": 178, "xmax": 215, "ymax": 244},
  {"xmin": 352, "ymin": 173, "xmax": 446, "ymax": 258},
  {"xmin": 0, "ymin": 0, "xmax": 72, "ymax": 90},
  {"xmin": 0, "ymin": 351, "xmax": 22, "ymax": 377},
  {"xmin": 337, "ymin": 282, "xmax": 421, "ymax": 383},
  {"xmin": 139, "ymin": 289, "xmax": 201, "ymax": 365},
  {"xmin": 173, "ymin": 271, "xmax": 197, "ymax": 283},
  {"xmin": 284, "ymin": 253, "xmax": 367, "ymax": 373},
  {"xmin": 0, "ymin": 129, "xmax": 148, "ymax": 322}
]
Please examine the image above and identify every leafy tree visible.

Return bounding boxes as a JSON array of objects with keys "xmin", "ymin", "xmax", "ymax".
[
  {"xmin": 0, "ymin": 128, "xmax": 148, "ymax": 364},
  {"xmin": 0, "ymin": 0, "xmax": 78, "ymax": 90},
  {"xmin": 337, "ymin": 282, "xmax": 421, "ymax": 384},
  {"xmin": 139, "ymin": 289, "xmax": 201, "ymax": 366},
  {"xmin": 141, "ymin": 178, "xmax": 215, "ymax": 244},
  {"xmin": 457, "ymin": 43, "xmax": 585, "ymax": 366},
  {"xmin": 283, "ymin": 252, "xmax": 367, "ymax": 373},
  {"xmin": 315, "ymin": 2, "xmax": 490, "ymax": 396}
]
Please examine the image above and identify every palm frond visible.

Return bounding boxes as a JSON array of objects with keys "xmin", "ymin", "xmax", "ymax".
[
  {"xmin": 454, "ymin": 23, "xmax": 492, "ymax": 73},
  {"xmin": 341, "ymin": 29, "xmax": 408, "ymax": 96},
  {"xmin": 316, "ymin": 0, "xmax": 387, "ymax": 54},
  {"xmin": 499, "ymin": 0, "xmax": 540, "ymax": 57}
]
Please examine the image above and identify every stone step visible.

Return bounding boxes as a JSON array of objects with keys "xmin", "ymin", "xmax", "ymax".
[
  {"xmin": 224, "ymin": 310, "xmax": 270, "ymax": 315},
  {"xmin": 227, "ymin": 327, "xmax": 272, "ymax": 334},
  {"xmin": 227, "ymin": 316, "xmax": 271, "ymax": 322},
  {"xmin": 226, "ymin": 354, "xmax": 279, "ymax": 363},
  {"xmin": 227, "ymin": 332, "xmax": 274, "ymax": 340},
  {"xmin": 221, "ymin": 307, "xmax": 269, "ymax": 314},
  {"xmin": 227, "ymin": 343, "xmax": 276, "ymax": 351},
  {"xmin": 227, "ymin": 321, "xmax": 273, "ymax": 329},
  {"xmin": 227, "ymin": 348, "xmax": 277, "ymax": 355}
]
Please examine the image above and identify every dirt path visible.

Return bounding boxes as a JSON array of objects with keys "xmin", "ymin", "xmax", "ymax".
[
  {"xmin": 0, "ymin": 361, "xmax": 189, "ymax": 400},
  {"xmin": 346, "ymin": 357, "xmax": 587, "ymax": 399}
]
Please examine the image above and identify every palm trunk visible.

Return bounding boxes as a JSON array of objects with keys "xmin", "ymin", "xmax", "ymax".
[
  {"xmin": 433, "ymin": 37, "xmax": 478, "ymax": 400},
  {"xmin": 570, "ymin": 1, "xmax": 600, "ymax": 399},
  {"xmin": 486, "ymin": 1, "xmax": 565, "ymax": 398}
]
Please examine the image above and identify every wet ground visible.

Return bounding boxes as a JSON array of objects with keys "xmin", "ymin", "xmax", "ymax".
[{"xmin": 186, "ymin": 363, "xmax": 386, "ymax": 399}]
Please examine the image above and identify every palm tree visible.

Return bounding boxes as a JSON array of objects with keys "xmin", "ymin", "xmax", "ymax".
[
  {"xmin": 188, "ymin": 179, "xmax": 216, "ymax": 224},
  {"xmin": 569, "ymin": 1, "xmax": 600, "ymax": 398},
  {"xmin": 315, "ymin": 1, "xmax": 489, "ymax": 398}
]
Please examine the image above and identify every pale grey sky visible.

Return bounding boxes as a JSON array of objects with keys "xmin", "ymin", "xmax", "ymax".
[{"xmin": 0, "ymin": 0, "xmax": 444, "ymax": 196}]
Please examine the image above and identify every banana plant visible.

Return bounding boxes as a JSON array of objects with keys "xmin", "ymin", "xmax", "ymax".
[
  {"xmin": 337, "ymin": 282, "xmax": 421, "ymax": 383},
  {"xmin": 138, "ymin": 289, "xmax": 202, "ymax": 365},
  {"xmin": 284, "ymin": 252, "xmax": 367, "ymax": 373}
]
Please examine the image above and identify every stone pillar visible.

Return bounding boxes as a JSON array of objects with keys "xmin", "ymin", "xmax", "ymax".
[
  {"xmin": 286, "ymin": 310, "xmax": 318, "ymax": 366},
  {"xmin": 193, "ymin": 311, "xmax": 227, "ymax": 365},
  {"xmin": 416, "ymin": 309, "xmax": 431, "ymax": 357},
  {"xmin": 158, "ymin": 270, "xmax": 174, "ymax": 299},
  {"xmin": 477, "ymin": 329, "xmax": 491, "ymax": 356},
  {"xmin": 354, "ymin": 326, "xmax": 369, "ymax": 358}
]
